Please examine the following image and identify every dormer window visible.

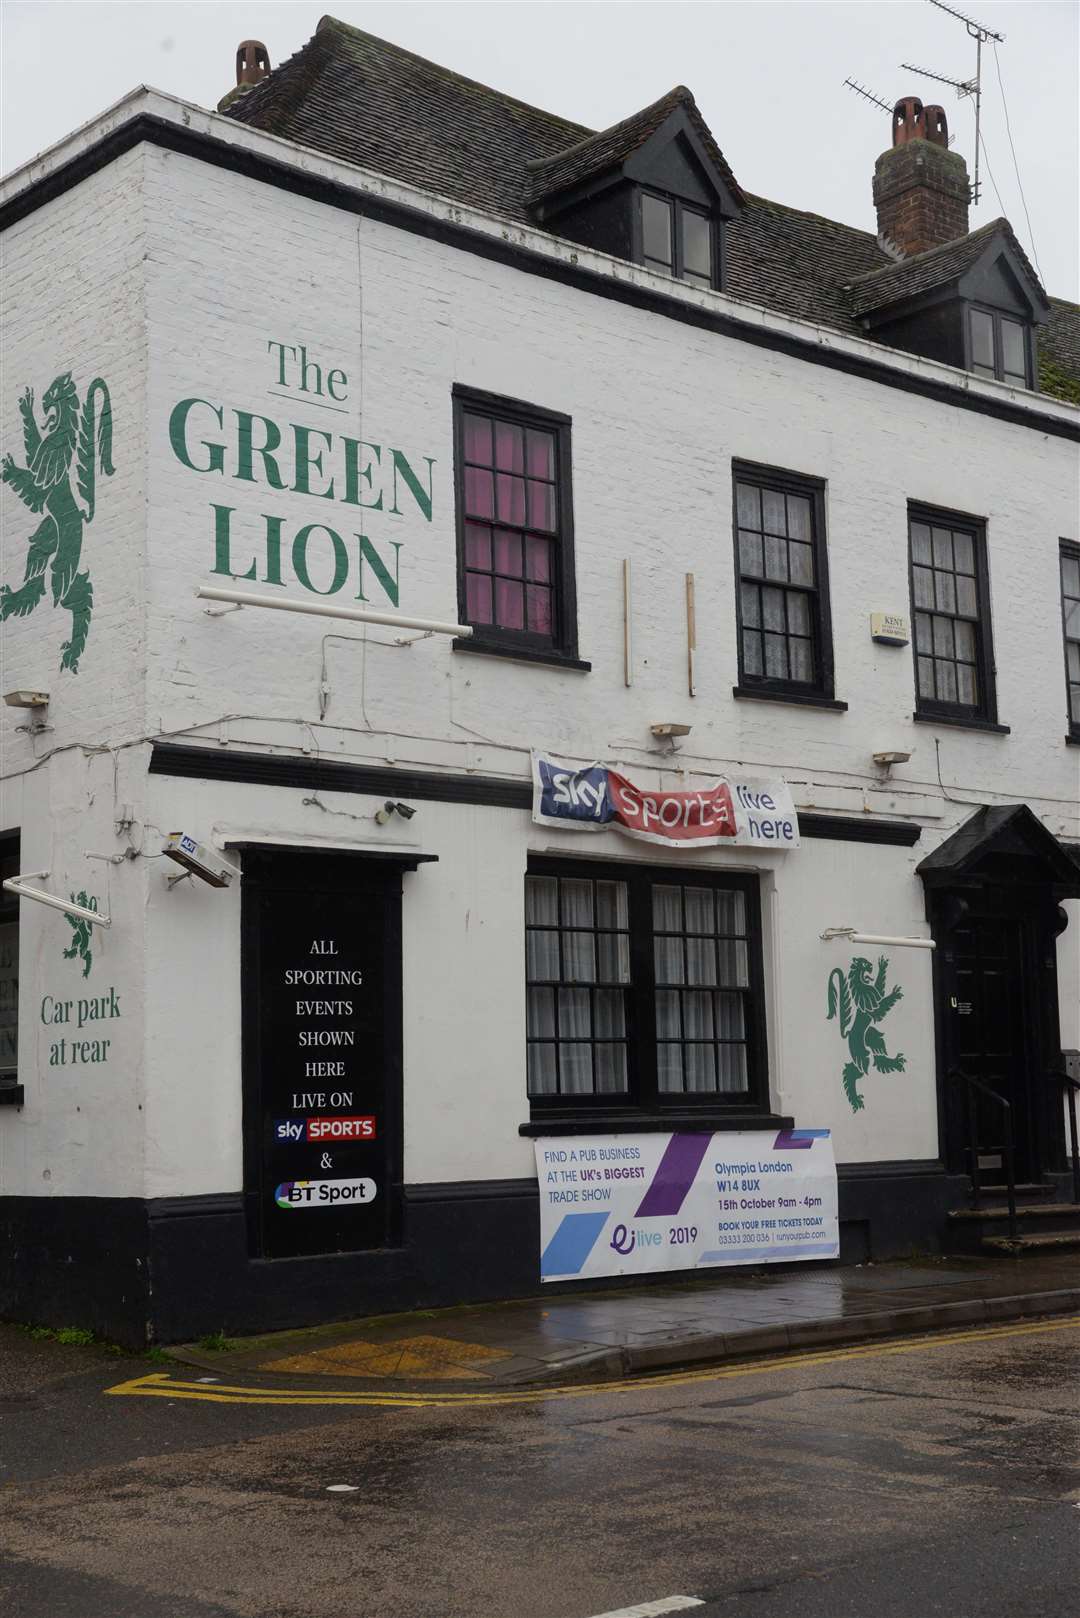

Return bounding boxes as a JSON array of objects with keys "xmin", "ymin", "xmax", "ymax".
[
  {"xmin": 526, "ymin": 87, "xmax": 743, "ymax": 296},
  {"xmin": 849, "ymin": 220, "xmax": 1047, "ymax": 392},
  {"xmin": 969, "ymin": 307, "xmax": 1030, "ymax": 387},
  {"xmin": 641, "ymin": 191, "xmax": 715, "ymax": 288}
]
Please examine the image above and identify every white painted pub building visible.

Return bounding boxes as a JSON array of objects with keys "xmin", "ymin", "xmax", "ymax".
[{"xmin": 1, "ymin": 20, "xmax": 1078, "ymax": 1343}]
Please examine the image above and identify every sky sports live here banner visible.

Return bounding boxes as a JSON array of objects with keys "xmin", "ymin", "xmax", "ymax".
[
  {"xmin": 532, "ymin": 753, "xmax": 799, "ymax": 849},
  {"xmin": 535, "ymin": 1131, "xmax": 839, "ymax": 1282}
]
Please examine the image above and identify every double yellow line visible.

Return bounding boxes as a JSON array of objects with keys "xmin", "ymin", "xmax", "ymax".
[{"xmin": 105, "ymin": 1314, "xmax": 1080, "ymax": 1409}]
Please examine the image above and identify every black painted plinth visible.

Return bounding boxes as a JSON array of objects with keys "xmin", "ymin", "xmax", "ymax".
[{"xmin": 0, "ymin": 1164, "xmax": 1012, "ymax": 1347}]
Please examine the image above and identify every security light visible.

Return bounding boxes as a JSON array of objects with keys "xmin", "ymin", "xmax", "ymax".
[
  {"xmin": 873, "ymin": 750, "xmax": 912, "ymax": 767},
  {"xmin": 650, "ymin": 723, "xmax": 692, "ymax": 738},
  {"xmin": 3, "ymin": 690, "xmax": 49, "ymax": 709},
  {"xmin": 162, "ymin": 833, "xmax": 238, "ymax": 888}
]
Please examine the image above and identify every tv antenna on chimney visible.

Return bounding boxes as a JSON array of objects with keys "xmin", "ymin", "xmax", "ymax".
[
  {"xmin": 844, "ymin": 74, "xmax": 957, "ymax": 150},
  {"xmin": 843, "ymin": 79, "xmax": 894, "ymax": 117},
  {"xmin": 900, "ymin": 0, "xmax": 1005, "ymax": 205}
]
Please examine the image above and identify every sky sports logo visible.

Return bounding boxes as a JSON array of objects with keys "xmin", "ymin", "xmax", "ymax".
[{"xmin": 274, "ymin": 1116, "xmax": 376, "ymax": 1143}]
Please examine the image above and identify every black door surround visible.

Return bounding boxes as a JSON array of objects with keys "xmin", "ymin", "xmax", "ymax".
[{"xmin": 919, "ymin": 806, "xmax": 1080, "ymax": 1183}]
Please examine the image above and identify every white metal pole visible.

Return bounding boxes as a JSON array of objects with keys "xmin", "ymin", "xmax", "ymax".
[
  {"xmin": 196, "ymin": 585, "xmax": 473, "ymax": 639},
  {"xmin": 820, "ymin": 927, "xmax": 935, "ymax": 950},
  {"xmin": 2, "ymin": 873, "xmax": 111, "ymax": 928}
]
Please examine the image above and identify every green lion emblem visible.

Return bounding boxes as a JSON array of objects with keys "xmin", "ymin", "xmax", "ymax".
[
  {"xmin": 827, "ymin": 955, "xmax": 906, "ymax": 1113},
  {"xmin": 62, "ymin": 892, "xmax": 97, "ymax": 979},
  {"xmin": 1, "ymin": 372, "xmax": 114, "ymax": 673}
]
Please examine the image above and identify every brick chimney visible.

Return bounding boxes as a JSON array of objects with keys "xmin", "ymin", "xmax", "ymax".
[
  {"xmin": 873, "ymin": 97, "xmax": 970, "ymax": 258},
  {"xmin": 217, "ymin": 41, "xmax": 271, "ymax": 113}
]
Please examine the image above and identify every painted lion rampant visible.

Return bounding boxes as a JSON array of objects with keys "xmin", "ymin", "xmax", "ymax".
[
  {"xmin": 827, "ymin": 955, "xmax": 907, "ymax": 1113},
  {"xmin": 62, "ymin": 892, "xmax": 97, "ymax": 980},
  {"xmin": 1, "ymin": 372, "xmax": 113, "ymax": 672}
]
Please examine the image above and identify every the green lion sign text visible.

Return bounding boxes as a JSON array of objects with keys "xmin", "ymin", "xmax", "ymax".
[
  {"xmin": 169, "ymin": 341, "xmax": 434, "ymax": 607},
  {"xmin": 1, "ymin": 373, "xmax": 114, "ymax": 673},
  {"xmin": 826, "ymin": 955, "xmax": 907, "ymax": 1113}
]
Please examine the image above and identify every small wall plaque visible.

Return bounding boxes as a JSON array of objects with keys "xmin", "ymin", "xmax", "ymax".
[{"xmin": 871, "ymin": 612, "xmax": 910, "ymax": 646}]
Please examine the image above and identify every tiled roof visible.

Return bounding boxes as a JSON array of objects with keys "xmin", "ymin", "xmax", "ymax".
[
  {"xmin": 225, "ymin": 16, "xmax": 1077, "ymax": 399},
  {"xmin": 524, "ymin": 84, "xmax": 744, "ymax": 209},
  {"xmin": 226, "ymin": 15, "xmax": 590, "ymax": 221},
  {"xmin": 846, "ymin": 217, "xmax": 1045, "ymax": 316},
  {"xmin": 1039, "ymin": 298, "xmax": 1080, "ymax": 403}
]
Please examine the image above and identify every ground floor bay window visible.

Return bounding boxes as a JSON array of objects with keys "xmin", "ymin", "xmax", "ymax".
[{"xmin": 524, "ymin": 859, "xmax": 771, "ymax": 1127}]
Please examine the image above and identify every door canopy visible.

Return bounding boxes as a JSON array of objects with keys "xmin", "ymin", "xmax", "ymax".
[{"xmin": 918, "ymin": 805, "xmax": 1080, "ymax": 898}]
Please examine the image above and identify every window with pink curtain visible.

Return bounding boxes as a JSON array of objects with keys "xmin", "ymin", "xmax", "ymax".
[{"xmin": 457, "ymin": 398, "xmax": 566, "ymax": 646}]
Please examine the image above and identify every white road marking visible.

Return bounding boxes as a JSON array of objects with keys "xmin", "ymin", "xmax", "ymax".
[
  {"xmin": 325, "ymin": 1483, "xmax": 359, "ymax": 1493},
  {"xmin": 581, "ymin": 1599, "xmax": 705, "ymax": 1617}
]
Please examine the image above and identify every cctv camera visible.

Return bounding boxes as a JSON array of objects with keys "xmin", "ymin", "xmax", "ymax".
[{"xmin": 392, "ymin": 802, "xmax": 417, "ymax": 820}]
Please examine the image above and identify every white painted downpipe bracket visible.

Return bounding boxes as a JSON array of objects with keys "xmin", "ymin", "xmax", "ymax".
[
  {"xmin": 2, "ymin": 872, "xmax": 112, "ymax": 928},
  {"xmin": 820, "ymin": 926, "xmax": 935, "ymax": 950},
  {"xmin": 196, "ymin": 585, "xmax": 473, "ymax": 639}
]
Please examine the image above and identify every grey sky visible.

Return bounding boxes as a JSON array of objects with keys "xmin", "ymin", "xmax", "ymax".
[{"xmin": 3, "ymin": 1, "xmax": 1077, "ymax": 299}]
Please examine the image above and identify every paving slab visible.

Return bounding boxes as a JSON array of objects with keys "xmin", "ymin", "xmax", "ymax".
[{"xmin": 168, "ymin": 1253, "xmax": 1080, "ymax": 1391}]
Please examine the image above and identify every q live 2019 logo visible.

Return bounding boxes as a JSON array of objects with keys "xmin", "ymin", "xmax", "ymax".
[{"xmin": 276, "ymin": 1178, "xmax": 376, "ymax": 1209}]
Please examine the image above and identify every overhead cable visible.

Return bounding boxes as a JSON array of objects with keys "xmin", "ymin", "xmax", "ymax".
[{"xmin": 992, "ymin": 41, "xmax": 1045, "ymax": 283}]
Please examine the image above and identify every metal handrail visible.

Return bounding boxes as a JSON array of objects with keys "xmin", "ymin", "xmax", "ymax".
[
  {"xmin": 1048, "ymin": 1066, "xmax": 1080, "ymax": 1208},
  {"xmin": 949, "ymin": 1066, "xmax": 1017, "ymax": 1239}
]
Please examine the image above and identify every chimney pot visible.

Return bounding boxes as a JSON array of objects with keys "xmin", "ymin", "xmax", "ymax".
[
  {"xmin": 891, "ymin": 97, "xmax": 950, "ymax": 151},
  {"xmin": 236, "ymin": 40, "xmax": 271, "ymax": 87},
  {"xmin": 874, "ymin": 96, "xmax": 968, "ymax": 257}
]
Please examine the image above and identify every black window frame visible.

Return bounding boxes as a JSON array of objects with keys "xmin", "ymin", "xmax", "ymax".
[
  {"xmin": 634, "ymin": 188, "xmax": 719, "ymax": 291},
  {"xmin": 524, "ymin": 857, "xmax": 769, "ymax": 1126},
  {"xmin": 731, "ymin": 461, "xmax": 837, "ymax": 706},
  {"xmin": 1060, "ymin": 538, "xmax": 1080, "ymax": 743},
  {"xmin": 966, "ymin": 303, "xmax": 1033, "ymax": 388},
  {"xmin": 451, "ymin": 385, "xmax": 583, "ymax": 669},
  {"xmin": 908, "ymin": 502, "xmax": 999, "ymax": 726},
  {"xmin": 0, "ymin": 832, "xmax": 21, "ymax": 1101}
]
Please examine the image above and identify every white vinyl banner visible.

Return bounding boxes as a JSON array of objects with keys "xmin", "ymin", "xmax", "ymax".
[{"xmin": 535, "ymin": 1129, "xmax": 838, "ymax": 1282}]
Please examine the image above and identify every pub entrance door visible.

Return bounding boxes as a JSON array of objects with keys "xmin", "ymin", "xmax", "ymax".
[
  {"xmin": 937, "ymin": 907, "xmax": 1038, "ymax": 1183},
  {"xmin": 919, "ymin": 805, "xmax": 1080, "ymax": 1189},
  {"xmin": 240, "ymin": 848, "xmax": 406, "ymax": 1260}
]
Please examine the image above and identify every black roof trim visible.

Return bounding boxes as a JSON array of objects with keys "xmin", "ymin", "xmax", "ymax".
[{"xmin": 151, "ymin": 744, "xmax": 922, "ymax": 845}]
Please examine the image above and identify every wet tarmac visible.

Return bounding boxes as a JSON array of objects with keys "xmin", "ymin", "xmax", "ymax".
[{"xmin": 1, "ymin": 1314, "xmax": 1077, "ymax": 1617}]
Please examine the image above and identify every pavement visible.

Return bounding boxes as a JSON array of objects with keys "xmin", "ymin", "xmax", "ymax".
[{"xmin": 169, "ymin": 1251, "xmax": 1080, "ymax": 1392}]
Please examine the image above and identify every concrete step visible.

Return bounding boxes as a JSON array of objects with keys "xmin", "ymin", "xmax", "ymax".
[
  {"xmin": 948, "ymin": 1202, "xmax": 1080, "ymax": 1223},
  {"xmin": 979, "ymin": 1182, "xmax": 1057, "ymax": 1198},
  {"xmin": 946, "ymin": 1202, "xmax": 1080, "ymax": 1256},
  {"xmin": 982, "ymin": 1231, "xmax": 1080, "ymax": 1256}
]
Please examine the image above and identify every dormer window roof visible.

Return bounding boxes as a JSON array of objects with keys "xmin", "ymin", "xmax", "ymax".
[
  {"xmin": 525, "ymin": 86, "xmax": 744, "ymax": 220},
  {"xmin": 846, "ymin": 218, "xmax": 1051, "ymax": 389},
  {"xmin": 847, "ymin": 218, "xmax": 1049, "ymax": 323},
  {"xmin": 525, "ymin": 86, "xmax": 743, "ymax": 293}
]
